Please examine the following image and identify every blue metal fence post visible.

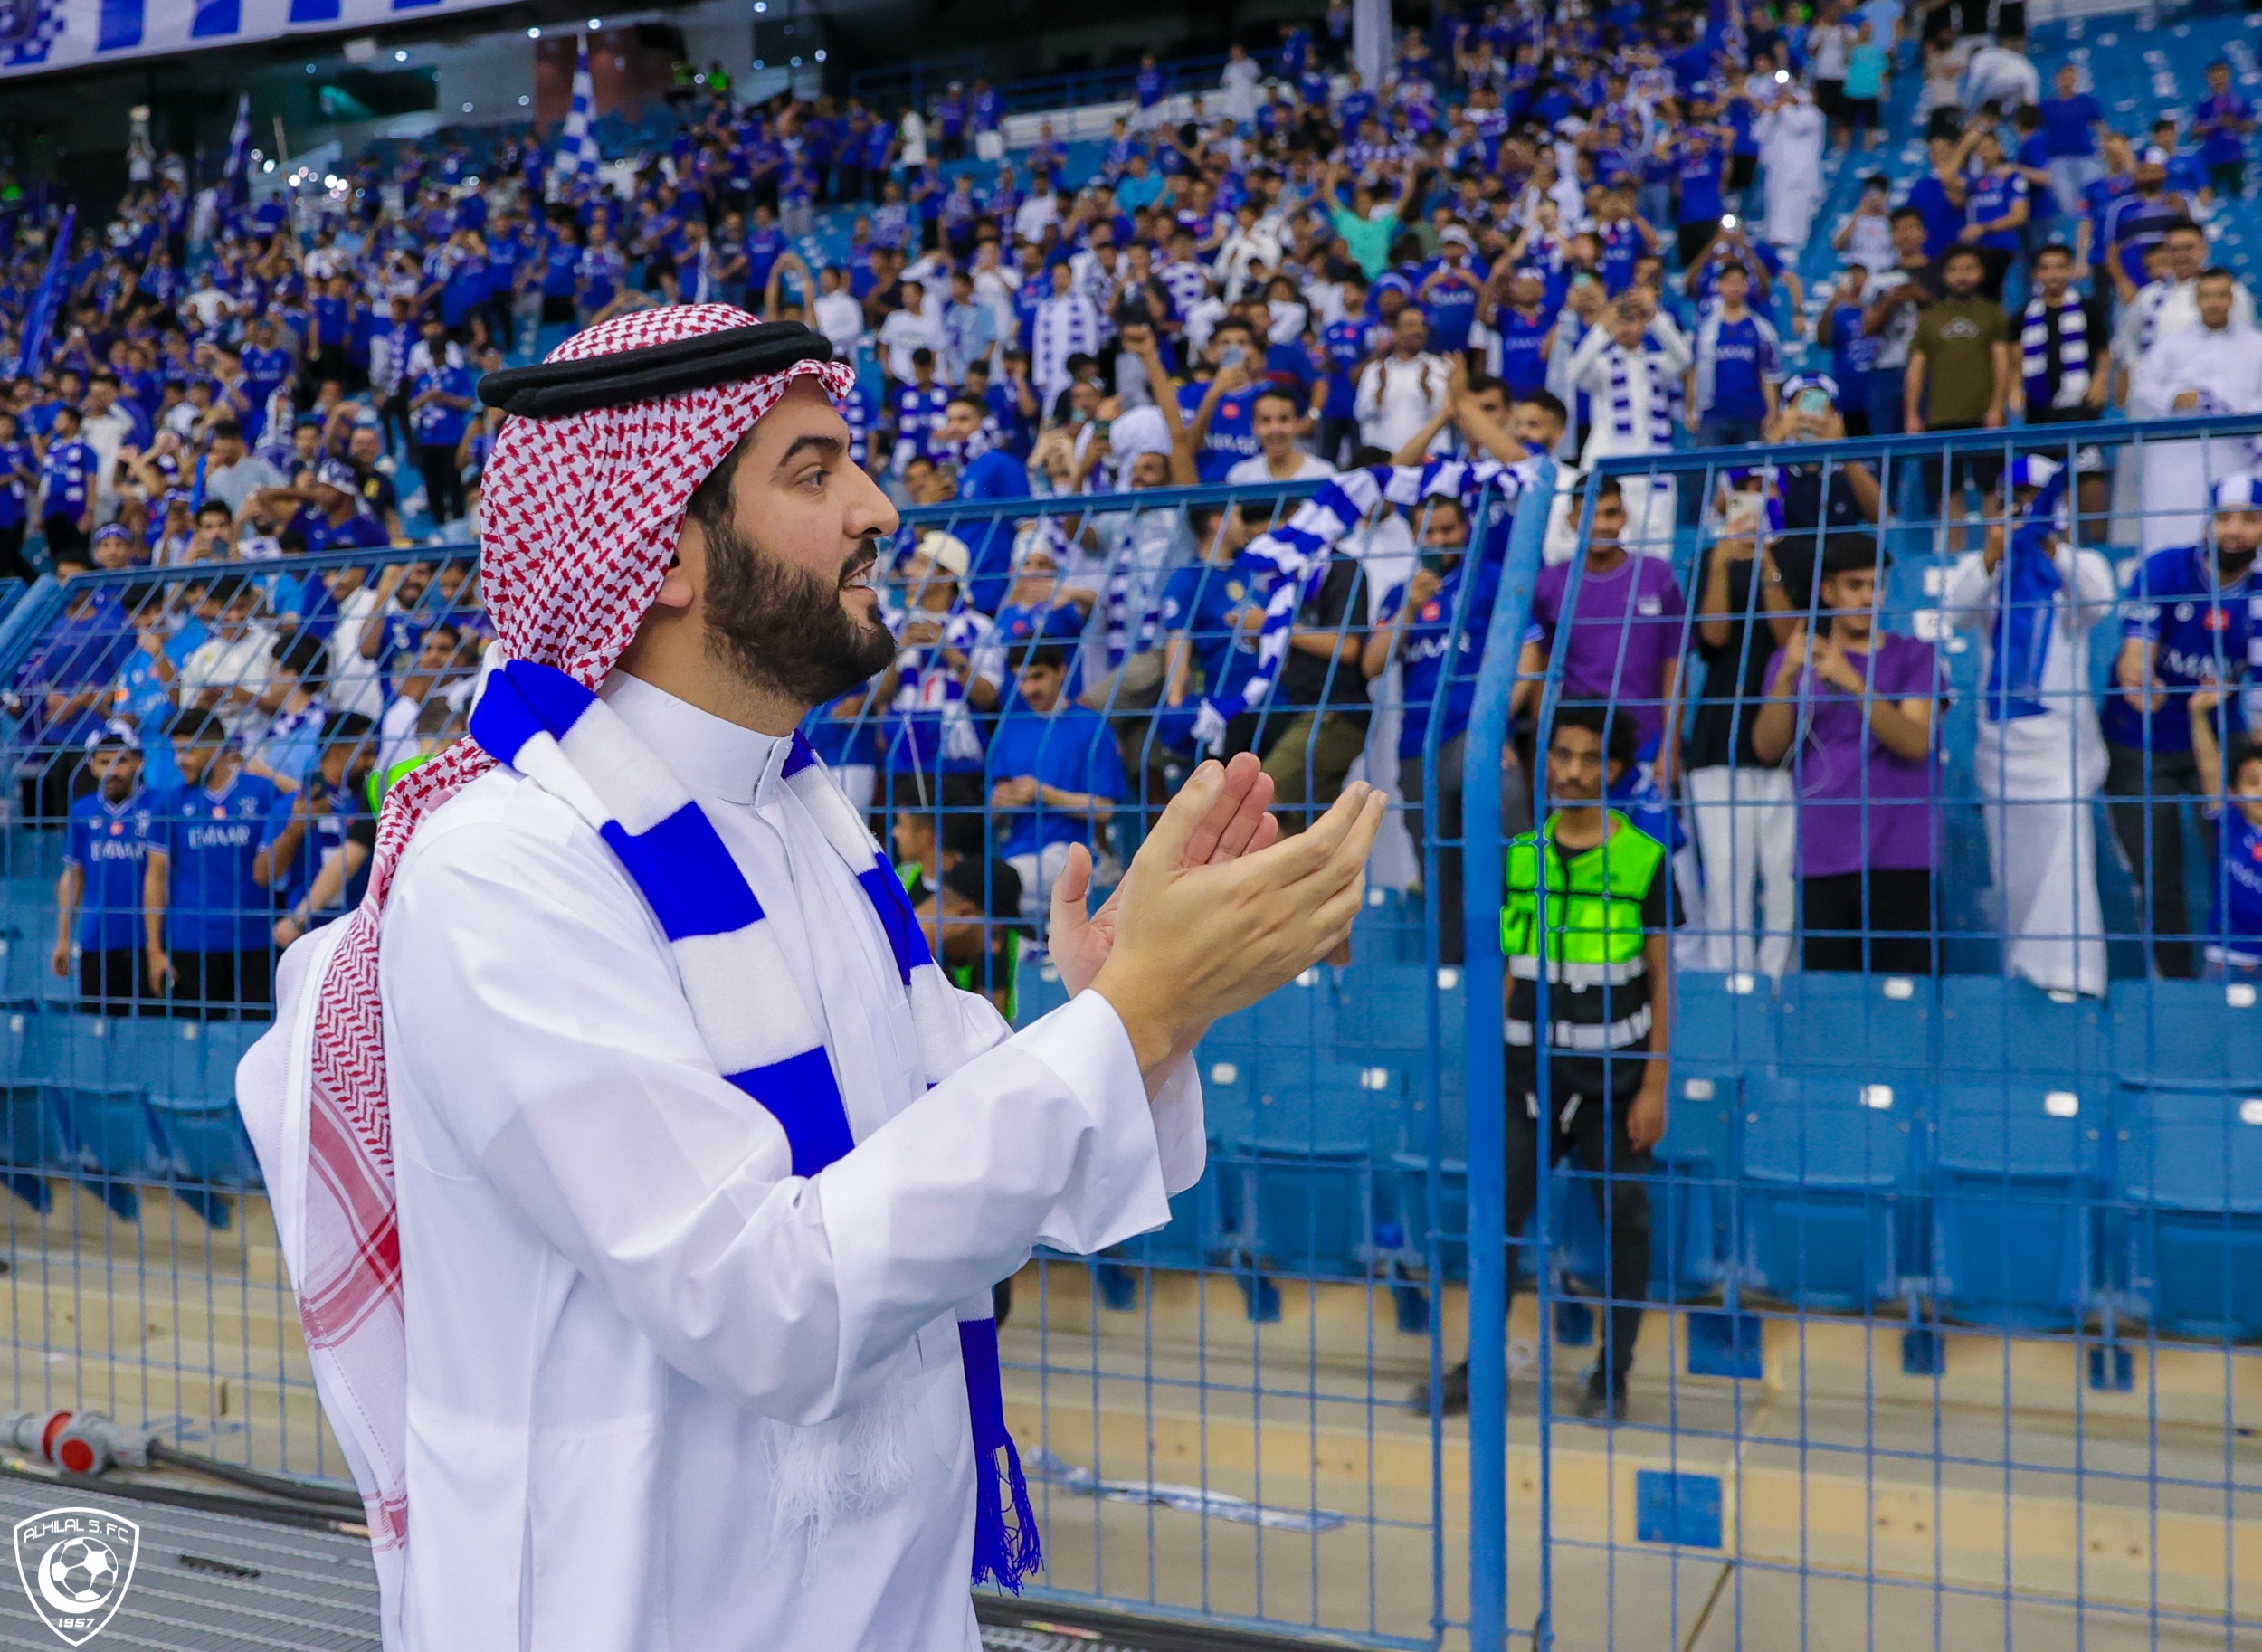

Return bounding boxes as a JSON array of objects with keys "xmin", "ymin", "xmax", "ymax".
[{"xmin": 1461, "ymin": 457, "xmax": 1554, "ymax": 1652}]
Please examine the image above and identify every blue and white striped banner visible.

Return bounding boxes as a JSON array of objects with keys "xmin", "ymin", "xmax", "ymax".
[{"xmin": 0, "ymin": 0, "xmax": 520, "ymax": 77}]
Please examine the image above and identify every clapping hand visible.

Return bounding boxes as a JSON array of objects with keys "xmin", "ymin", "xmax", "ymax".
[{"xmin": 1048, "ymin": 751, "xmax": 1282, "ymax": 1000}]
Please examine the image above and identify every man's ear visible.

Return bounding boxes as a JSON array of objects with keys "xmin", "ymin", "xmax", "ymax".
[{"xmin": 652, "ymin": 523, "xmax": 704, "ymax": 614}]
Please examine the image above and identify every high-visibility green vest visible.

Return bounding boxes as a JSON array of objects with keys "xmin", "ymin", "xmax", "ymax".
[{"xmin": 1500, "ymin": 812, "xmax": 1665, "ymax": 965}]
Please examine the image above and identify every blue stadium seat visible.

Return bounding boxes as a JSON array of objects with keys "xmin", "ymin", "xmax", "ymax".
[
  {"xmin": 1010, "ymin": 952, "xmax": 1068, "ymax": 1028},
  {"xmin": 1650, "ymin": 1069, "xmax": 1740, "ymax": 1300},
  {"xmin": 0, "ymin": 1083, "xmax": 67, "ymax": 1211},
  {"xmin": 1776, "ymin": 973, "xmax": 1932, "ymax": 1074},
  {"xmin": 0, "ymin": 929, "xmax": 41, "ymax": 1007},
  {"xmin": 1929, "ymin": 1082, "xmax": 2101, "ymax": 1330},
  {"xmin": 52, "ymin": 1085, "xmax": 160, "ymax": 1222},
  {"xmin": 1218, "ymin": 1057, "xmax": 1392, "ymax": 1278},
  {"xmin": 1390, "ymin": 1150, "xmax": 1468, "ymax": 1280},
  {"xmin": 1937, "ymin": 976, "xmax": 2112, "ymax": 1085},
  {"xmin": 1737, "ymin": 1073, "xmax": 1919, "ymax": 1313},
  {"xmin": 2107, "ymin": 979, "xmax": 2262, "ymax": 1090},
  {"xmin": 1670, "ymin": 970, "xmax": 1777, "ymax": 1071},
  {"xmin": 1332, "ymin": 963, "xmax": 1465, "ymax": 1059},
  {"xmin": 2114, "ymin": 1086, "xmax": 2262, "ymax": 1341}
]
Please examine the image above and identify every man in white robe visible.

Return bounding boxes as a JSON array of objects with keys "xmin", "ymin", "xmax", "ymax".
[
  {"xmin": 1755, "ymin": 87, "xmax": 1827, "ymax": 255},
  {"xmin": 2130, "ymin": 268, "xmax": 2262, "ymax": 551},
  {"xmin": 1944, "ymin": 457, "xmax": 2117, "ymax": 997},
  {"xmin": 237, "ymin": 306, "xmax": 1383, "ymax": 1652}
]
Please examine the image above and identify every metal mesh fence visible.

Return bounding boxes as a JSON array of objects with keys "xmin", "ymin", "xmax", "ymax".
[{"xmin": 0, "ymin": 422, "xmax": 2253, "ymax": 1649}]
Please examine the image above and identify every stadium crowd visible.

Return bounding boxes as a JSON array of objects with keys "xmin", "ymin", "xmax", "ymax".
[{"xmin": 4, "ymin": 0, "xmax": 2262, "ymax": 1040}]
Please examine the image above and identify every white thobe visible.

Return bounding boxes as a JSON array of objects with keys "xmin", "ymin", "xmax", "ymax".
[
  {"xmin": 1756, "ymin": 101, "xmax": 1826, "ymax": 252},
  {"xmin": 1944, "ymin": 542, "xmax": 2118, "ymax": 998},
  {"xmin": 1354, "ymin": 353, "xmax": 1452, "ymax": 458},
  {"xmin": 2128, "ymin": 322, "xmax": 2262, "ymax": 550},
  {"xmin": 374, "ymin": 671, "xmax": 1203, "ymax": 1651}
]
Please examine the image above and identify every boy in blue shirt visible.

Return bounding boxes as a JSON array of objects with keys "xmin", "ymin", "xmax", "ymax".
[
  {"xmin": 55, "ymin": 725, "xmax": 159, "ymax": 1014},
  {"xmin": 146, "ymin": 707, "xmax": 282, "ymax": 1019},
  {"xmin": 1688, "ymin": 262, "xmax": 1781, "ymax": 450},
  {"xmin": 2189, "ymin": 684, "xmax": 2262, "ymax": 977},
  {"xmin": 984, "ymin": 644, "xmax": 1127, "ymax": 922},
  {"xmin": 2105, "ymin": 474, "xmax": 2262, "ymax": 978}
]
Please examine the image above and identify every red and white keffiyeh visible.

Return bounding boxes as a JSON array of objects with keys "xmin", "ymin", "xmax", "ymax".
[{"xmin": 253, "ymin": 306, "xmax": 853, "ymax": 1584}]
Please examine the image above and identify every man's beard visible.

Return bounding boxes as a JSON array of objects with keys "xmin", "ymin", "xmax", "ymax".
[{"xmin": 700, "ymin": 517, "xmax": 899, "ymax": 709}]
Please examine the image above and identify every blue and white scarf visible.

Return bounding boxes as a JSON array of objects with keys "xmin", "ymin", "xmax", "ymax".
[
  {"xmin": 1183, "ymin": 456, "xmax": 1529, "ymax": 751},
  {"xmin": 467, "ymin": 658, "xmax": 1041, "ymax": 1590},
  {"xmin": 2020, "ymin": 291, "xmax": 2090, "ymax": 411},
  {"xmin": 1986, "ymin": 469, "xmax": 2070, "ymax": 724},
  {"xmin": 1604, "ymin": 343, "xmax": 1677, "ymax": 451}
]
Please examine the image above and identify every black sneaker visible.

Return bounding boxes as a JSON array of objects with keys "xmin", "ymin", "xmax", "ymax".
[
  {"xmin": 1576, "ymin": 1372, "xmax": 1629, "ymax": 1422},
  {"xmin": 1411, "ymin": 1360, "xmax": 1470, "ymax": 1418}
]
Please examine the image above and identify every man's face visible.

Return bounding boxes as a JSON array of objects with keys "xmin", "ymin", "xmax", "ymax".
[
  {"xmin": 1821, "ymin": 567, "xmax": 1878, "ymax": 623},
  {"xmin": 1015, "ymin": 660, "xmax": 1066, "ymax": 714},
  {"xmin": 92, "ymin": 746, "xmax": 139, "ymax": 802},
  {"xmin": 1607, "ymin": 308, "xmax": 1648, "ymax": 350},
  {"xmin": 1591, "ymin": 493, "xmax": 1627, "ymax": 546},
  {"xmin": 2168, "ymin": 230, "xmax": 2208, "ymax": 281},
  {"xmin": 1891, "ymin": 214, "xmax": 1927, "ymax": 258},
  {"xmin": 1510, "ymin": 402, "xmax": 1563, "ymax": 451},
  {"xmin": 1944, "ymin": 254, "xmax": 1983, "ymax": 298},
  {"xmin": 2215, "ymin": 507, "xmax": 2262, "ymax": 564},
  {"xmin": 176, "ymin": 737, "xmax": 224, "ymax": 789},
  {"xmin": 1253, "ymin": 396, "xmax": 1298, "ymax": 454},
  {"xmin": 349, "ymin": 427, "xmax": 381, "ymax": 465},
  {"xmin": 661, "ymin": 380, "xmax": 899, "ymax": 709},
  {"xmin": 1394, "ymin": 309, "xmax": 1429, "ymax": 354},
  {"xmin": 2200, "ymin": 276, "xmax": 2238, "ymax": 330},
  {"xmin": 941, "ymin": 402, "xmax": 982, "ymax": 443},
  {"xmin": 1545, "ymin": 725, "xmax": 1608, "ymax": 807},
  {"xmin": 1419, "ymin": 501, "xmax": 1468, "ymax": 552},
  {"xmin": 2034, "ymin": 252, "xmax": 2071, "ymax": 298}
]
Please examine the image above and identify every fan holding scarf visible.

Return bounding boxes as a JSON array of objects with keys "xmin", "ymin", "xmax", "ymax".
[
  {"xmin": 234, "ymin": 306, "xmax": 1383, "ymax": 1652},
  {"xmin": 1944, "ymin": 454, "xmax": 2117, "ymax": 999}
]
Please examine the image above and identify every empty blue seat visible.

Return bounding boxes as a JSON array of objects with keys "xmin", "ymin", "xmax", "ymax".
[
  {"xmin": 1938, "ymin": 977, "xmax": 2111, "ymax": 1087},
  {"xmin": 1671, "ymin": 971, "xmax": 1777, "ymax": 1071},
  {"xmin": 1009, "ymin": 953, "xmax": 1069, "ymax": 1030},
  {"xmin": 1777, "ymin": 973, "xmax": 1932, "ymax": 1074},
  {"xmin": 52, "ymin": 1086, "xmax": 159, "ymax": 1221},
  {"xmin": 1737, "ymin": 1074, "xmax": 1918, "ymax": 1312},
  {"xmin": 1930, "ymin": 1082, "xmax": 2101, "ymax": 1329},
  {"xmin": 2114, "ymin": 1086, "xmax": 2262, "ymax": 1340},
  {"xmin": 2108, "ymin": 980, "xmax": 2262, "ymax": 1090},
  {"xmin": 0, "ymin": 1083, "xmax": 66, "ymax": 1211},
  {"xmin": 1390, "ymin": 1151, "xmax": 1468, "ymax": 1279},
  {"xmin": 1650, "ymin": 1069, "xmax": 1740, "ymax": 1299},
  {"xmin": 1245, "ymin": 971, "xmax": 1335, "ymax": 1050},
  {"xmin": 1332, "ymin": 964, "xmax": 1465, "ymax": 1060},
  {"xmin": 1218, "ymin": 1057, "xmax": 1393, "ymax": 1279},
  {"xmin": 0, "ymin": 930, "xmax": 42, "ymax": 1006}
]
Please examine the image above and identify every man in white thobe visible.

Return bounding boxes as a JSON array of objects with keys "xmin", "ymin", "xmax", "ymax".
[
  {"xmin": 238, "ymin": 307, "xmax": 1383, "ymax": 1652},
  {"xmin": 1755, "ymin": 87, "xmax": 1827, "ymax": 255},
  {"xmin": 2130, "ymin": 268, "xmax": 2262, "ymax": 551},
  {"xmin": 1944, "ymin": 456, "xmax": 2117, "ymax": 997}
]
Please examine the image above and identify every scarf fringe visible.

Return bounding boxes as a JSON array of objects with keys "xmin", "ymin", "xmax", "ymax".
[{"xmin": 971, "ymin": 1433, "xmax": 1044, "ymax": 1592}]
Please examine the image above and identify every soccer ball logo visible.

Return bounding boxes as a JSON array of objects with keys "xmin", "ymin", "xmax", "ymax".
[
  {"xmin": 13, "ymin": 1508, "xmax": 138, "ymax": 1646},
  {"xmin": 41, "ymin": 1537, "xmax": 118, "ymax": 1608}
]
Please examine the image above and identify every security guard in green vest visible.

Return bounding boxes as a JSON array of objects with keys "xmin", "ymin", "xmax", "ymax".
[{"xmin": 1422, "ymin": 702, "xmax": 1670, "ymax": 1423}]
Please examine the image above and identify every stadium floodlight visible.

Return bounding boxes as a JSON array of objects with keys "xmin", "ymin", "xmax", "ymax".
[
  {"xmin": 588, "ymin": 17, "xmax": 601, "ymax": 28},
  {"xmin": 754, "ymin": 3, "xmax": 766, "ymax": 11},
  {"xmin": 518, "ymin": 94, "xmax": 530, "ymax": 105},
  {"xmin": 527, "ymin": 24, "xmax": 540, "ymax": 35},
  {"xmin": 305, "ymin": 62, "xmax": 317, "ymax": 73},
  {"xmin": 790, "ymin": 55, "xmax": 800, "ymax": 66},
  {"xmin": 461, "ymin": 101, "xmax": 473, "ymax": 111},
  {"xmin": 814, "ymin": 48, "xmax": 825, "ymax": 61},
  {"xmin": 393, "ymin": 48, "xmax": 407, "ymax": 61}
]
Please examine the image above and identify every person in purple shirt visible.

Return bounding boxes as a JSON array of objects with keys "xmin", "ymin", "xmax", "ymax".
[
  {"xmin": 1751, "ymin": 535, "xmax": 1945, "ymax": 974},
  {"xmin": 1515, "ymin": 479, "xmax": 1687, "ymax": 768}
]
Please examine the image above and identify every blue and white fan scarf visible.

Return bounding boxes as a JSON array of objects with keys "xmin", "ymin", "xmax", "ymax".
[
  {"xmin": 468, "ymin": 657, "xmax": 1041, "ymax": 1590},
  {"xmin": 1181, "ymin": 456, "xmax": 1529, "ymax": 751},
  {"xmin": 1986, "ymin": 468, "xmax": 2070, "ymax": 724}
]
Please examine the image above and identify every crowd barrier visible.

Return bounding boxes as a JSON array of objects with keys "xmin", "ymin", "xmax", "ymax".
[{"xmin": 0, "ymin": 416, "xmax": 2256, "ymax": 1648}]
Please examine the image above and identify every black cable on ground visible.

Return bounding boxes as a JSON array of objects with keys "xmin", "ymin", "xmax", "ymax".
[
  {"xmin": 0, "ymin": 1459, "xmax": 362, "ymax": 1534},
  {"xmin": 146, "ymin": 1440, "xmax": 364, "ymax": 1512}
]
